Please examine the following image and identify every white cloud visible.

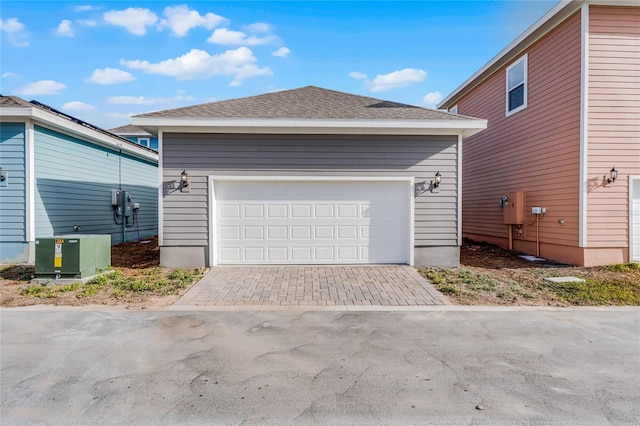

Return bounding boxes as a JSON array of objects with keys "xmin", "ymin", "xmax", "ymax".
[
  {"xmin": 62, "ymin": 101, "xmax": 95, "ymax": 112},
  {"xmin": 369, "ymin": 68, "xmax": 427, "ymax": 92},
  {"xmin": 107, "ymin": 96, "xmax": 158, "ymax": 105},
  {"xmin": 0, "ymin": 17, "xmax": 29, "ymax": 47},
  {"xmin": 244, "ymin": 22, "xmax": 272, "ymax": 33},
  {"xmin": 159, "ymin": 5, "xmax": 226, "ymax": 37},
  {"xmin": 360, "ymin": 68, "xmax": 427, "ymax": 92},
  {"xmin": 422, "ymin": 91, "xmax": 443, "ymax": 108},
  {"xmin": 228, "ymin": 80, "xmax": 242, "ymax": 87},
  {"xmin": 103, "ymin": 7, "xmax": 158, "ymax": 36},
  {"xmin": 77, "ymin": 19, "xmax": 97, "ymax": 27},
  {"xmin": 15, "ymin": 80, "xmax": 67, "ymax": 95},
  {"xmin": 105, "ymin": 112, "xmax": 134, "ymax": 120},
  {"xmin": 107, "ymin": 94, "xmax": 197, "ymax": 105},
  {"xmin": 0, "ymin": 17, "xmax": 25, "ymax": 32},
  {"xmin": 2, "ymin": 72, "xmax": 17, "ymax": 78},
  {"xmin": 74, "ymin": 5, "xmax": 95, "ymax": 12},
  {"xmin": 86, "ymin": 68, "xmax": 135, "ymax": 85},
  {"xmin": 121, "ymin": 47, "xmax": 272, "ymax": 82},
  {"xmin": 55, "ymin": 20, "xmax": 75, "ymax": 37},
  {"xmin": 349, "ymin": 71, "xmax": 367, "ymax": 80},
  {"xmin": 272, "ymin": 47, "xmax": 291, "ymax": 58},
  {"xmin": 207, "ymin": 28, "xmax": 277, "ymax": 46}
]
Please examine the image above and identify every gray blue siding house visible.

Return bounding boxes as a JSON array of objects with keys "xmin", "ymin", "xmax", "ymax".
[
  {"xmin": 110, "ymin": 124, "xmax": 158, "ymax": 151},
  {"xmin": 0, "ymin": 96, "xmax": 159, "ymax": 264},
  {"xmin": 132, "ymin": 86, "xmax": 486, "ymax": 268}
]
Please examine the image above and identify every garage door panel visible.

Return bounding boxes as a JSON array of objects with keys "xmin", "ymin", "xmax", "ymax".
[
  {"xmin": 244, "ymin": 205, "xmax": 264, "ymax": 218},
  {"xmin": 215, "ymin": 181, "xmax": 409, "ymax": 264}
]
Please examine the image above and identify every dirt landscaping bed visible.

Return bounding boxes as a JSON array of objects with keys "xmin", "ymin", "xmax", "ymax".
[
  {"xmin": 2, "ymin": 237, "xmax": 638, "ymax": 308},
  {"xmin": 419, "ymin": 239, "xmax": 640, "ymax": 306},
  {"xmin": 0, "ymin": 236, "xmax": 204, "ymax": 309}
]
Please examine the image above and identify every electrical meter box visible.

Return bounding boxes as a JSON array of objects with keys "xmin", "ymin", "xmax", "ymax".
[
  {"xmin": 35, "ymin": 234, "xmax": 111, "ymax": 279},
  {"xmin": 503, "ymin": 191, "xmax": 525, "ymax": 224}
]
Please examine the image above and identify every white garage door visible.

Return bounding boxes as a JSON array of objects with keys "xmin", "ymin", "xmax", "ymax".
[
  {"xmin": 213, "ymin": 179, "xmax": 411, "ymax": 264},
  {"xmin": 632, "ymin": 177, "xmax": 640, "ymax": 262}
]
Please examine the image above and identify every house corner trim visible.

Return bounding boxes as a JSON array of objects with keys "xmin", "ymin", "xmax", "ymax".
[{"xmin": 579, "ymin": 3, "xmax": 589, "ymax": 248}]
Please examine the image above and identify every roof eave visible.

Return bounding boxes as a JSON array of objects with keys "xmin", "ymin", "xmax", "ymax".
[
  {"xmin": 1, "ymin": 106, "xmax": 158, "ymax": 163},
  {"xmin": 131, "ymin": 117, "xmax": 488, "ymax": 138},
  {"xmin": 438, "ymin": 0, "xmax": 583, "ymax": 109}
]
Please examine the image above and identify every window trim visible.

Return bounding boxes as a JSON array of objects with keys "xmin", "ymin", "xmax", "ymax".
[
  {"xmin": 138, "ymin": 137, "xmax": 151, "ymax": 147},
  {"xmin": 505, "ymin": 54, "xmax": 528, "ymax": 117}
]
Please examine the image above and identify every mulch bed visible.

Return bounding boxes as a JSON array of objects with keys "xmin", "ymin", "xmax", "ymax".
[{"xmin": 111, "ymin": 235, "xmax": 160, "ymax": 268}]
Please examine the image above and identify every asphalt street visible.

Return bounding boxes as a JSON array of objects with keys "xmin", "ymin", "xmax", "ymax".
[{"xmin": 1, "ymin": 307, "xmax": 639, "ymax": 425}]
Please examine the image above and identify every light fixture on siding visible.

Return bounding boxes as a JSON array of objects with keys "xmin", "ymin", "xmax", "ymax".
[
  {"xmin": 180, "ymin": 170, "xmax": 190, "ymax": 193},
  {"xmin": 433, "ymin": 171, "xmax": 442, "ymax": 189},
  {"xmin": 607, "ymin": 167, "xmax": 618, "ymax": 184}
]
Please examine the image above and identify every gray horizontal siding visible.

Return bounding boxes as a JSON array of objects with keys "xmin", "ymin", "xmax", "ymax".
[
  {"xmin": 163, "ymin": 133, "xmax": 459, "ymax": 248},
  {"xmin": 34, "ymin": 125, "xmax": 158, "ymax": 244},
  {"xmin": 0, "ymin": 122, "xmax": 26, "ymax": 246}
]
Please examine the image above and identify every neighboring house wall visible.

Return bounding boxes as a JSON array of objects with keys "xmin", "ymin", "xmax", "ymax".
[
  {"xmin": 585, "ymin": 5, "xmax": 640, "ymax": 265},
  {"xmin": 455, "ymin": 11, "xmax": 583, "ymax": 264},
  {"xmin": 33, "ymin": 125, "xmax": 158, "ymax": 245},
  {"xmin": 122, "ymin": 136, "xmax": 159, "ymax": 151},
  {"xmin": 161, "ymin": 133, "xmax": 459, "ymax": 267},
  {"xmin": 0, "ymin": 123, "xmax": 27, "ymax": 262}
]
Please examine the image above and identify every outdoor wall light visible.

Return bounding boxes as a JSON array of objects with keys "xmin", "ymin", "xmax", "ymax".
[
  {"xmin": 0, "ymin": 167, "xmax": 5, "ymax": 182},
  {"xmin": 433, "ymin": 171, "xmax": 442, "ymax": 189},
  {"xmin": 607, "ymin": 167, "xmax": 618, "ymax": 184},
  {"xmin": 180, "ymin": 170, "xmax": 191, "ymax": 193}
]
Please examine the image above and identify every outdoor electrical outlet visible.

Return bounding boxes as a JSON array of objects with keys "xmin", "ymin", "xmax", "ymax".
[{"xmin": 532, "ymin": 207, "xmax": 542, "ymax": 215}]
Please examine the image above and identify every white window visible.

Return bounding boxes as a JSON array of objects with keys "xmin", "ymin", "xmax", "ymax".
[
  {"xmin": 506, "ymin": 54, "xmax": 527, "ymax": 116},
  {"xmin": 450, "ymin": 105, "xmax": 458, "ymax": 115},
  {"xmin": 138, "ymin": 137, "xmax": 150, "ymax": 147}
]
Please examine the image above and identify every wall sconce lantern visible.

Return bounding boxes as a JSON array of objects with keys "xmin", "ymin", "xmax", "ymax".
[
  {"xmin": 180, "ymin": 170, "xmax": 191, "ymax": 193},
  {"xmin": 433, "ymin": 171, "xmax": 442, "ymax": 189},
  {"xmin": 607, "ymin": 167, "xmax": 618, "ymax": 184}
]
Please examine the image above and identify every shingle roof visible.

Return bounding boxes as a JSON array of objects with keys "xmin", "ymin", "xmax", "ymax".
[
  {"xmin": 109, "ymin": 124, "xmax": 152, "ymax": 135},
  {"xmin": 0, "ymin": 95, "xmax": 32, "ymax": 108},
  {"xmin": 0, "ymin": 95, "xmax": 158, "ymax": 156},
  {"xmin": 135, "ymin": 86, "xmax": 467, "ymax": 121}
]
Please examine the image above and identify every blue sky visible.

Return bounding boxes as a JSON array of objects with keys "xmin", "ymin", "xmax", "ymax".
[{"xmin": 1, "ymin": 1, "xmax": 558, "ymax": 129}]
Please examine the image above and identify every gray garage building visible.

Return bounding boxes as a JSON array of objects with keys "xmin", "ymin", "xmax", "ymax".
[{"xmin": 132, "ymin": 86, "xmax": 486, "ymax": 268}]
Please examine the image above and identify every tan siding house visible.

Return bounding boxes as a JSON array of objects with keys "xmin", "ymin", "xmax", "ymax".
[{"xmin": 439, "ymin": 0, "xmax": 640, "ymax": 266}]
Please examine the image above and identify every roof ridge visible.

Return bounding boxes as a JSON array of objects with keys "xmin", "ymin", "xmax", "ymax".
[{"xmin": 132, "ymin": 85, "xmax": 470, "ymax": 121}]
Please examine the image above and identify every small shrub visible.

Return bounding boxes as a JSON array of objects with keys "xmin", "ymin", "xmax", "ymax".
[
  {"xmin": 21, "ymin": 284, "xmax": 48, "ymax": 297},
  {"xmin": 601, "ymin": 262, "xmax": 640, "ymax": 273}
]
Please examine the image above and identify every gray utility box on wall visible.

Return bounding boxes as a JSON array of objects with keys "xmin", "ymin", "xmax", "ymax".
[{"xmin": 35, "ymin": 234, "xmax": 111, "ymax": 279}]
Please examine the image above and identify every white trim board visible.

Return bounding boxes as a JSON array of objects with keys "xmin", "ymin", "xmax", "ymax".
[
  {"xmin": 132, "ymin": 117, "xmax": 487, "ymax": 139},
  {"xmin": 208, "ymin": 175, "xmax": 415, "ymax": 266},
  {"xmin": 457, "ymin": 133, "xmax": 463, "ymax": 246},
  {"xmin": 630, "ymin": 175, "xmax": 640, "ymax": 263},
  {"xmin": 157, "ymin": 131, "xmax": 164, "ymax": 247},
  {"xmin": 579, "ymin": 3, "xmax": 589, "ymax": 248}
]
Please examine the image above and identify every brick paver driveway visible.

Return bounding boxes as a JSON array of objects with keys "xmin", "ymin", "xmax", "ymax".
[{"xmin": 174, "ymin": 265, "xmax": 449, "ymax": 307}]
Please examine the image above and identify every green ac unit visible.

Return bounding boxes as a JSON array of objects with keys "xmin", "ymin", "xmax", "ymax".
[{"xmin": 35, "ymin": 234, "xmax": 111, "ymax": 279}]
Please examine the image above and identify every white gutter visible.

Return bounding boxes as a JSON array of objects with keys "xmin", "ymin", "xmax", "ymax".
[
  {"xmin": 1, "ymin": 106, "xmax": 158, "ymax": 163},
  {"xmin": 132, "ymin": 117, "xmax": 488, "ymax": 138}
]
